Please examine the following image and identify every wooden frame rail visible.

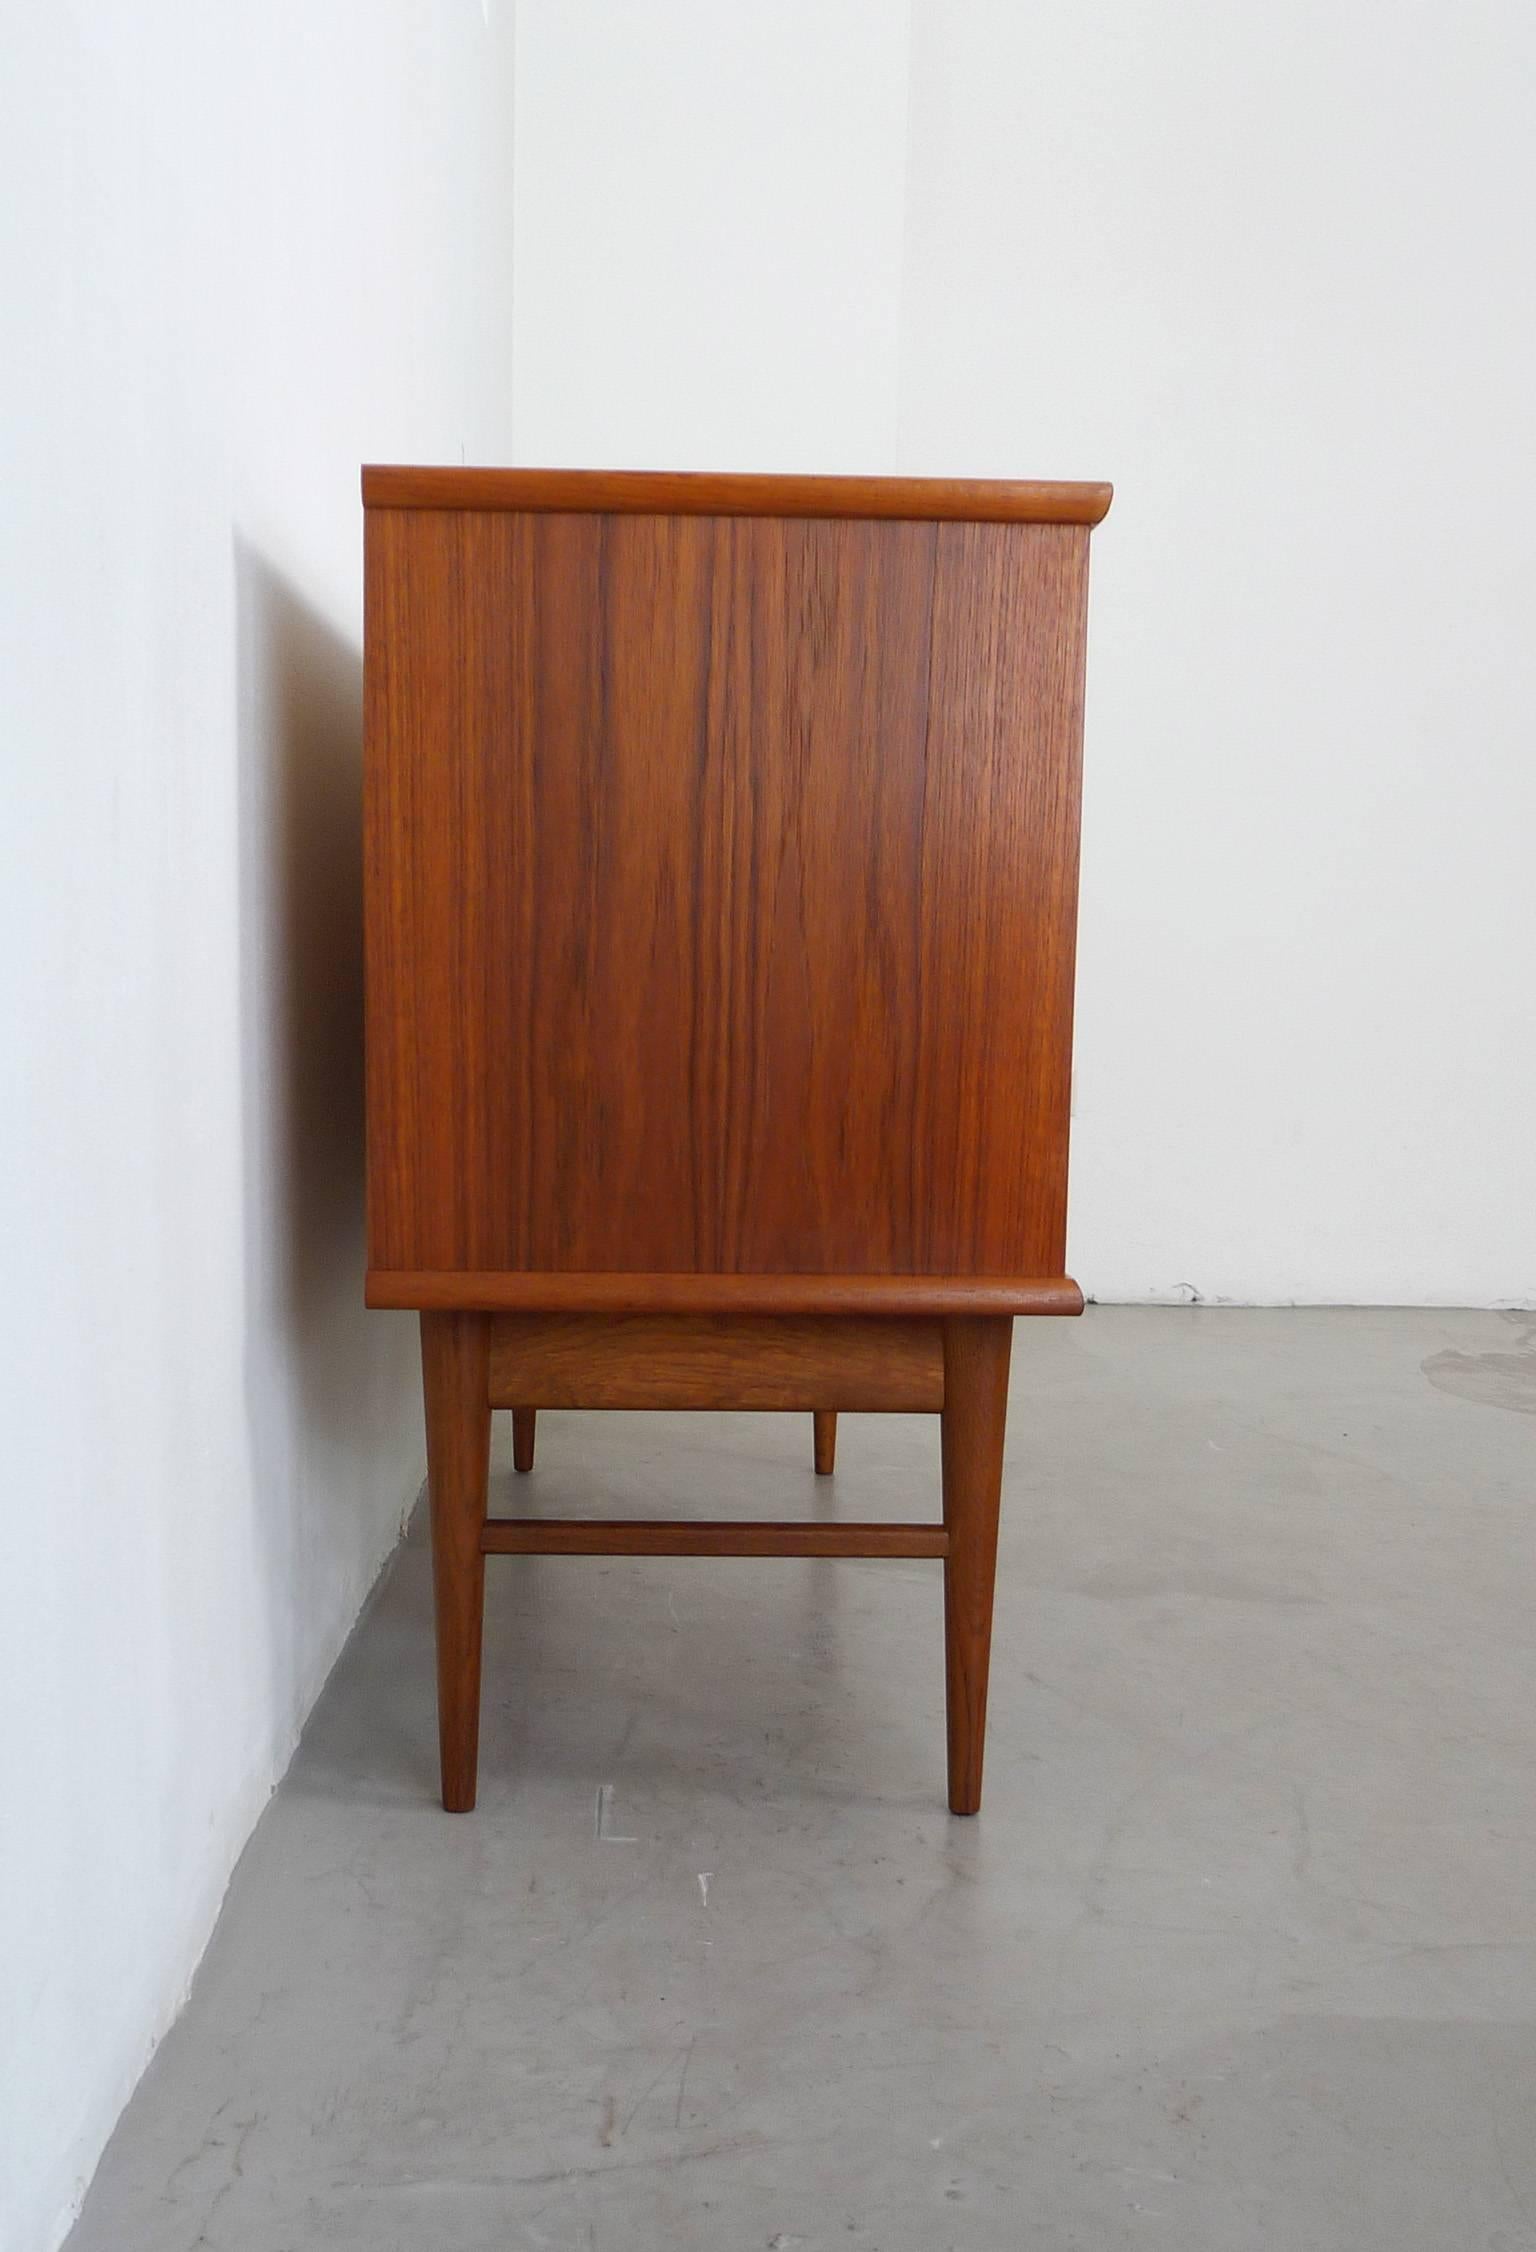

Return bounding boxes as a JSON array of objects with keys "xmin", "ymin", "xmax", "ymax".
[
  {"xmin": 479, "ymin": 1520, "xmax": 948, "ymax": 1558},
  {"xmin": 486, "ymin": 1312, "xmax": 944, "ymax": 1411}
]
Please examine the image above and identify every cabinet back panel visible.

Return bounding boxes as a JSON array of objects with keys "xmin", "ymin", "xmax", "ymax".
[{"xmin": 364, "ymin": 507, "xmax": 1088, "ymax": 1279}]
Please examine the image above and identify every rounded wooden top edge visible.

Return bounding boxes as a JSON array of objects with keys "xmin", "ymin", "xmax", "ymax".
[
  {"xmin": 360, "ymin": 466, "xmax": 1113, "ymax": 527},
  {"xmin": 367, "ymin": 1271, "xmax": 1086, "ymax": 1317}
]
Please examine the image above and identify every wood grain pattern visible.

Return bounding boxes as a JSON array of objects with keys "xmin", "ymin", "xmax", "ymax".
[
  {"xmin": 480, "ymin": 1519, "xmax": 947, "ymax": 1558},
  {"xmin": 363, "ymin": 465, "xmax": 1112, "ymax": 524},
  {"xmin": 364, "ymin": 506, "xmax": 1091, "ymax": 1302},
  {"xmin": 368, "ymin": 1271, "xmax": 1083, "ymax": 1316},
  {"xmin": 940, "ymin": 1317, "xmax": 1013, "ymax": 1816},
  {"xmin": 487, "ymin": 1314, "xmax": 942, "ymax": 1411},
  {"xmin": 419, "ymin": 1313, "xmax": 491, "ymax": 1813}
]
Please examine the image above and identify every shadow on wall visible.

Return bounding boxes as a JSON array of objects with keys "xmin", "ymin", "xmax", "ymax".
[{"xmin": 234, "ymin": 537, "xmax": 419, "ymax": 1749}]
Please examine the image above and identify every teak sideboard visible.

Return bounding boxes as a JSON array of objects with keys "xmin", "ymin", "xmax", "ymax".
[{"xmin": 361, "ymin": 465, "xmax": 1112, "ymax": 1815}]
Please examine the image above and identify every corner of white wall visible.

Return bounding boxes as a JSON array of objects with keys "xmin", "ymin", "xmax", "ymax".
[{"xmin": 0, "ymin": 8, "xmax": 516, "ymax": 2248}]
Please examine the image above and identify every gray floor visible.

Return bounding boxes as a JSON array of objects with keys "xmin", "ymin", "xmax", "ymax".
[{"xmin": 68, "ymin": 1309, "xmax": 1536, "ymax": 2252}]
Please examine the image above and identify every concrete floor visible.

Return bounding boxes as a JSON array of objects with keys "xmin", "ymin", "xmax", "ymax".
[{"xmin": 68, "ymin": 1308, "xmax": 1536, "ymax": 2252}]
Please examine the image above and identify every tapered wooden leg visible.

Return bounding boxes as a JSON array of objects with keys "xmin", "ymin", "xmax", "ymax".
[
  {"xmin": 512, "ymin": 1407, "xmax": 537, "ymax": 1473},
  {"xmin": 420, "ymin": 1313, "xmax": 491, "ymax": 1812},
  {"xmin": 813, "ymin": 1410, "xmax": 837, "ymax": 1475},
  {"xmin": 940, "ymin": 1316, "xmax": 1012, "ymax": 1815}
]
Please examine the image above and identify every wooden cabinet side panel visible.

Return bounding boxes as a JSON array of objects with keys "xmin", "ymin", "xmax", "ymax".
[{"xmin": 365, "ymin": 509, "xmax": 1088, "ymax": 1280}]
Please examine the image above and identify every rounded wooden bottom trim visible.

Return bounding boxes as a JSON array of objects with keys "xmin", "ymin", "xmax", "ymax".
[{"xmin": 367, "ymin": 1270, "xmax": 1085, "ymax": 1317}]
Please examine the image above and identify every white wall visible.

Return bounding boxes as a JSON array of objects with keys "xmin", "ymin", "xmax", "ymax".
[
  {"xmin": 0, "ymin": 8, "xmax": 515, "ymax": 2249},
  {"xmin": 512, "ymin": 0, "xmax": 909, "ymax": 471},
  {"xmin": 511, "ymin": 0, "xmax": 1536, "ymax": 1307}
]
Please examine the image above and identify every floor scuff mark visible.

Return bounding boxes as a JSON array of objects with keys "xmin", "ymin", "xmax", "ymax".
[
  {"xmin": 594, "ymin": 1784, "xmax": 636, "ymax": 1843},
  {"xmin": 1422, "ymin": 1315, "xmax": 1536, "ymax": 1416}
]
